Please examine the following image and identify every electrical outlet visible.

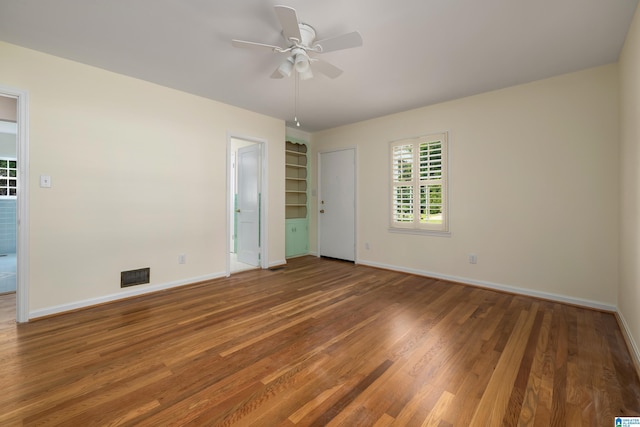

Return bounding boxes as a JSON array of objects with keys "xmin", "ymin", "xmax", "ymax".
[
  {"xmin": 178, "ymin": 254, "xmax": 186, "ymax": 264},
  {"xmin": 469, "ymin": 254, "xmax": 477, "ymax": 264},
  {"xmin": 40, "ymin": 175, "xmax": 52, "ymax": 188},
  {"xmin": 365, "ymin": 242, "xmax": 370, "ymax": 250}
]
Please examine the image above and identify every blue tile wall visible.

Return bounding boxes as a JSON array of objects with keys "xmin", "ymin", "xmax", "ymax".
[{"xmin": 0, "ymin": 199, "xmax": 16, "ymax": 254}]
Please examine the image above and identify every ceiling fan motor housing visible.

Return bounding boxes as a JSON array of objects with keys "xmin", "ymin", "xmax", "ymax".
[
  {"xmin": 297, "ymin": 23, "xmax": 317, "ymax": 48},
  {"xmin": 290, "ymin": 24, "xmax": 316, "ymax": 77}
]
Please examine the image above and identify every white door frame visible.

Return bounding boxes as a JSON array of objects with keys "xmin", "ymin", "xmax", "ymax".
[
  {"xmin": 226, "ymin": 133, "xmax": 268, "ymax": 276},
  {"xmin": 0, "ymin": 85, "xmax": 30, "ymax": 323},
  {"xmin": 317, "ymin": 147, "xmax": 357, "ymax": 262}
]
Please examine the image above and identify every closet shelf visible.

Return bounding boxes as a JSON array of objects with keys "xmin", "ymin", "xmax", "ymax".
[{"xmin": 285, "ymin": 140, "xmax": 308, "ymax": 220}]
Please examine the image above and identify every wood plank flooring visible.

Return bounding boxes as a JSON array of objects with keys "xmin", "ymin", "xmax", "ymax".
[{"xmin": 0, "ymin": 256, "xmax": 639, "ymax": 426}]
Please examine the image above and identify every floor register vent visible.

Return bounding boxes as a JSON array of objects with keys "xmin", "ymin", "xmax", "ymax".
[{"xmin": 121, "ymin": 267, "xmax": 150, "ymax": 288}]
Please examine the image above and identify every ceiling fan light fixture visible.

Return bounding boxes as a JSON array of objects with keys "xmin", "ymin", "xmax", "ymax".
[
  {"xmin": 299, "ymin": 67, "xmax": 313, "ymax": 80},
  {"xmin": 277, "ymin": 56, "xmax": 294, "ymax": 77},
  {"xmin": 293, "ymin": 48, "xmax": 310, "ymax": 73}
]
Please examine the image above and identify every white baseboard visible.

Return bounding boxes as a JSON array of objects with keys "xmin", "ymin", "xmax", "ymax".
[
  {"xmin": 356, "ymin": 259, "xmax": 617, "ymax": 312},
  {"xmin": 29, "ymin": 271, "xmax": 226, "ymax": 320},
  {"xmin": 268, "ymin": 259, "xmax": 287, "ymax": 268},
  {"xmin": 615, "ymin": 310, "xmax": 640, "ymax": 379}
]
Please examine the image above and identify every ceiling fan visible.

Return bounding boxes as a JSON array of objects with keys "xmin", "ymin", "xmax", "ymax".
[{"xmin": 232, "ymin": 5, "xmax": 363, "ymax": 80}]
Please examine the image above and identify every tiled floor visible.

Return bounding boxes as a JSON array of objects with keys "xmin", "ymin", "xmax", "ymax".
[{"xmin": 0, "ymin": 253, "xmax": 15, "ymax": 294}]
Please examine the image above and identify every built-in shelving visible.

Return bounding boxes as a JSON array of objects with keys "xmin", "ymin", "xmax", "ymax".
[{"xmin": 285, "ymin": 141, "xmax": 307, "ymax": 219}]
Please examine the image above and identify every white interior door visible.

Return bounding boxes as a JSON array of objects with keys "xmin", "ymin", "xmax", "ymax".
[
  {"xmin": 319, "ymin": 148, "xmax": 355, "ymax": 261},
  {"xmin": 237, "ymin": 144, "xmax": 260, "ymax": 266}
]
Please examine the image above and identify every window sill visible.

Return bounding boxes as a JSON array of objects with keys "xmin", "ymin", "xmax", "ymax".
[{"xmin": 388, "ymin": 227, "xmax": 451, "ymax": 237}]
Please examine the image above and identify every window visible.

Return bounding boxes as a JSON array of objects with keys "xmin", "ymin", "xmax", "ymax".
[
  {"xmin": 390, "ymin": 133, "xmax": 448, "ymax": 233},
  {"xmin": 0, "ymin": 158, "xmax": 17, "ymax": 198}
]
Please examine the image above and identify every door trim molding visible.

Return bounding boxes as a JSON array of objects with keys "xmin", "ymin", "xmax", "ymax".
[
  {"xmin": 317, "ymin": 146, "xmax": 357, "ymax": 262},
  {"xmin": 226, "ymin": 133, "xmax": 268, "ymax": 276},
  {"xmin": 0, "ymin": 85, "xmax": 30, "ymax": 323}
]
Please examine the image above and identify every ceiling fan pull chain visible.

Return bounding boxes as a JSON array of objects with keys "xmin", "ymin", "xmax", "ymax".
[{"xmin": 295, "ymin": 72, "xmax": 301, "ymax": 127}]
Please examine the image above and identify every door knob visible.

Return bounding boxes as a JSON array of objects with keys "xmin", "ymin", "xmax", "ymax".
[
  {"xmin": 235, "ymin": 209, "xmax": 241, "ymax": 213},
  {"xmin": 320, "ymin": 209, "xmax": 325, "ymax": 213}
]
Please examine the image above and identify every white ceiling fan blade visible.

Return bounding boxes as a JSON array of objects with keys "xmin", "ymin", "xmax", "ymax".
[
  {"xmin": 232, "ymin": 39, "xmax": 283, "ymax": 52},
  {"xmin": 314, "ymin": 31, "xmax": 363, "ymax": 53},
  {"xmin": 312, "ymin": 59, "xmax": 343, "ymax": 79},
  {"xmin": 274, "ymin": 5, "xmax": 302, "ymax": 43}
]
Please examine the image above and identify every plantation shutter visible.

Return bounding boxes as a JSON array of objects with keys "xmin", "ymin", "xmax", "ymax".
[
  {"xmin": 391, "ymin": 143, "xmax": 414, "ymax": 225},
  {"xmin": 418, "ymin": 140, "xmax": 443, "ymax": 226},
  {"xmin": 390, "ymin": 133, "xmax": 448, "ymax": 232}
]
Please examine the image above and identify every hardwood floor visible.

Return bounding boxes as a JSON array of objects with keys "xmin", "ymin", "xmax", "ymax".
[{"xmin": 1, "ymin": 256, "xmax": 639, "ymax": 426}]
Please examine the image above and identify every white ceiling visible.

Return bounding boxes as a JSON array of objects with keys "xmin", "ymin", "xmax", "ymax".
[{"xmin": 0, "ymin": 0, "xmax": 637, "ymax": 132}]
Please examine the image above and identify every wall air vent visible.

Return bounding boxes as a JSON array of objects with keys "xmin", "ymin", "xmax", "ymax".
[{"xmin": 121, "ymin": 267, "xmax": 150, "ymax": 288}]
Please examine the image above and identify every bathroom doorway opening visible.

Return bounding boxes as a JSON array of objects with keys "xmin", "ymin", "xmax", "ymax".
[{"xmin": 228, "ymin": 136, "xmax": 266, "ymax": 274}]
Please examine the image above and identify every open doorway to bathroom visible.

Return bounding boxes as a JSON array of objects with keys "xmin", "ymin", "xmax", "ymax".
[
  {"xmin": 228, "ymin": 137, "xmax": 265, "ymax": 274},
  {"xmin": 0, "ymin": 96, "xmax": 17, "ymax": 310}
]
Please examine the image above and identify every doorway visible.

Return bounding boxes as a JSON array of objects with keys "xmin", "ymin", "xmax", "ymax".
[
  {"xmin": 0, "ymin": 108, "xmax": 17, "ymax": 296},
  {"xmin": 0, "ymin": 86, "xmax": 28, "ymax": 323},
  {"xmin": 228, "ymin": 137, "xmax": 266, "ymax": 274},
  {"xmin": 318, "ymin": 148, "xmax": 356, "ymax": 262}
]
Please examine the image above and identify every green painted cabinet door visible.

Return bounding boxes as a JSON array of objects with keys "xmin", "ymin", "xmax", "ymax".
[{"xmin": 285, "ymin": 218, "xmax": 308, "ymax": 258}]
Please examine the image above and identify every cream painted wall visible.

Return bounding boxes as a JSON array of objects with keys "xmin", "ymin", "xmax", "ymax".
[
  {"xmin": 0, "ymin": 42, "xmax": 285, "ymax": 314},
  {"xmin": 620, "ymin": 5, "xmax": 640, "ymax": 362},
  {"xmin": 312, "ymin": 64, "xmax": 619, "ymax": 307}
]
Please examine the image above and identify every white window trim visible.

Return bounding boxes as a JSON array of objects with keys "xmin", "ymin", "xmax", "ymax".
[{"xmin": 389, "ymin": 132, "xmax": 450, "ymax": 236}]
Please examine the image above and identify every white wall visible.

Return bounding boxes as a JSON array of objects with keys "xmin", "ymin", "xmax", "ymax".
[
  {"xmin": 620, "ymin": 5, "xmax": 640, "ymax": 365},
  {"xmin": 0, "ymin": 41, "xmax": 285, "ymax": 315},
  {"xmin": 312, "ymin": 64, "xmax": 619, "ymax": 308}
]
